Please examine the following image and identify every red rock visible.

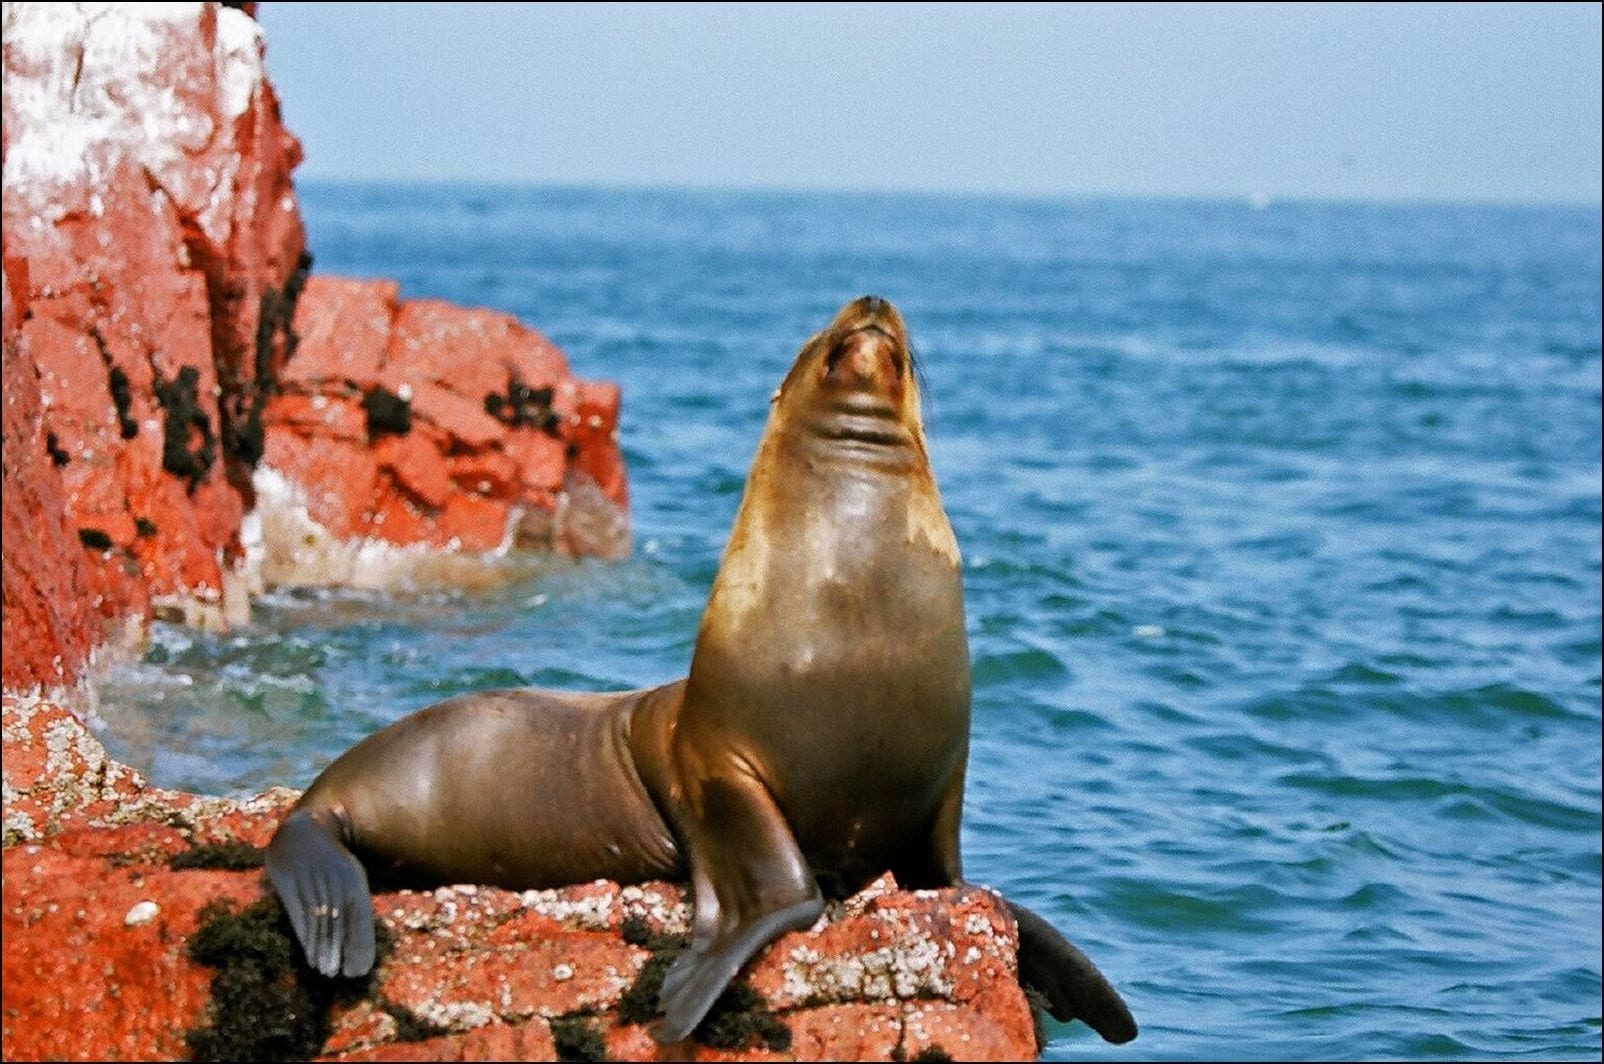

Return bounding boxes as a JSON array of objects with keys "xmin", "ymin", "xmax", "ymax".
[
  {"xmin": 902, "ymin": 998, "xmax": 1038, "ymax": 1061},
  {"xmin": 1, "ymin": 269, "xmax": 98, "ymax": 691},
  {"xmin": 1, "ymin": 698, "xmax": 90, "ymax": 798},
  {"xmin": 262, "ymin": 431, "xmax": 382, "ymax": 539},
  {"xmin": 259, "ymin": 281, "xmax": 631, "ymax": 565},
  {"xmin": 570, "ymin": 380, "xmax": 628, "ymax": 508},
  {"xmin": 268, "ymin": 277, "xmax": 630, "ymax": 563},
  {"xmin": 47, "ymin": 819, "xmax": 194, "ymax": 865},
  {"xmin": 366, "ymin": 484, "xmax": 437, "ymax": 545},
  {"xmin": 0, "ymin": 848, "xmax": 263, "ymax": 1062},
  {"xmin": 431, "ymin": 493, "xmax": 512, "ymax": 552},
  {"xmin": 322, "ymin": 1001, "xmax": 398, "ymax": 1058},
  {"xmin": 555, "ymin": 471, "xmax": 632, "ymax": 560},
  {"xmin": 504, "ymin": 328, "xmax": 572, "ymax": 392},
  {"xmin": 2, "ymin": 696, "xmax": 184, "ymax": 844},
  {"xmin": 373, "ymin": 888, "xmax": 529, "ymax": 946},
  {"xmin": 1, "ymin": 255, "xmax": 27, "ymax": 336},
  {"xmin": 378, "ymin": 932, "xmax": 643, "ymax": 1023},
  {"xmin": 506, "ymin": 428, "xmax": 568, "ymax": 498},
  {"xmin": 325, "ymin": 1021, "xmax": 557, "ymax": 1062},
  {"xmin": 27, "ymin": 312, "xmax": 123, "ymax": 448},
  {"xmin": 284, "ymin": 276, "xmax": 399, "ymax": 390},
  {"xmin": 445, "ymin": 449, "xmax": 520, "ymax": 499},
  {"xmin": 783, "ymin": 1003, "xmax": 903, "ymax": 1061},
  {"xmin": 602, "ymin": 1024, "xmax": 663, "ymax": 1061},
  {"xmin": 58, "ymin": 457, "xmax": 138, "ymax": 546},
  {"xmin": 265, "ymin": 392, "xmax": 370, "ymax": 443},
  {"xmin": 388, "ymin": 300, "xmax": 545, "ymax": 400},
  {"xmin": 79, "ymin": 547, "xmax": 153, "ymax": 626},
  {"xmin": 191, "ymin": 474, "xmax": 249, "ymax": 570},
  {"xmin": 396, "ymin": 378, "xmax": 507, "ymax": 451},
  {"xmin": 4, "ymin": 1, "xmax": 309, "ymax": 682},
  {"xmin": 745, "ymin": 881, "xmax": 1022, "ymax": 1010},
  {"xmin": 120, "ymin": 441, "xmax": 237, "ymax": 600},
  {"xmin": 375, "ymin": 431, "xmax": 456, "ymax": 511},
  {"xmin": 480, "ymin": 908, "xmax": 579, "ymax": 947}
]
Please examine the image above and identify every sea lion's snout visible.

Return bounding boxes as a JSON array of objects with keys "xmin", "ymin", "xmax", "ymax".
[
  {"xmin": 774, "ymin": 296, "xmax": 924, "ymax": 459},
  {"xmin": 826, "ymin": 326, "xmax": 898, "ymax": 390},
  {"xmin": 834, "ymin": 294, "xmax": 904, "ymax": 342},
  {"xmin": 822, "ymin": 295, "xmax": 909, "ymax": 397}
]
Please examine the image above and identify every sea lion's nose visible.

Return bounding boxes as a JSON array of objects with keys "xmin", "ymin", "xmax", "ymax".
[
  {"xmin": 862, "ymin": 295, "xmax": 886, "ymax": 315},
  {"xmin": 828, "ymin": 328, "xmax": 896, "ymax": 390}
]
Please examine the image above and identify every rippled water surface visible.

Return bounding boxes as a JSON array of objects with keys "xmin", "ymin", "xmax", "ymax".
[{"xmin": 100, "ymin": 187, "xmax": 1602, "ymax": 1060}]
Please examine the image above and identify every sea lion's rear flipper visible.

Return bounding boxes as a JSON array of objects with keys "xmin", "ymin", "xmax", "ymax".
[
  {"xmin": 265, "ymin": 808, "xmax": 377, "ymax": 979},
  {"xmin": 655, "ymin": 771, "xmax": 824, "ymax": 1043},
  {"xmin": 1007, "ymin": 900, "xmax": 1138, "ymax": 1044}
]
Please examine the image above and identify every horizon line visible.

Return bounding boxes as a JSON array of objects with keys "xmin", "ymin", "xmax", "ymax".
[{"xmin": 289, "ymin": 174, "xmax": 1604, "ymax": 214}]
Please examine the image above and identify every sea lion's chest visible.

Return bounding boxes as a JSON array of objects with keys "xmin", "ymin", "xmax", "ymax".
[{"xmin": 684, "ymin": 479, "xmax": 971, "ymax": 850}]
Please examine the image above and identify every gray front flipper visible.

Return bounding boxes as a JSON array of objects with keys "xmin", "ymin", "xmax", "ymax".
[
  {"xmin": 655, "ymin": 770, "xmax": 825, "ymax": 1043},
  {"xmin": 265, "ymin": 809, "xmax": 377, "ymax": 978}
]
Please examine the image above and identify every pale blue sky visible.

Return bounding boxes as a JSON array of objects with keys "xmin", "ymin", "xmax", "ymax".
[{"xmin": 259, "ymin": 2, "xmax": 1602, "ymax": 205}]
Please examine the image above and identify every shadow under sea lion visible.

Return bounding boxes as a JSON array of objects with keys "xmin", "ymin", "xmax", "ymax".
[{"xmin": 266, "ymin": 295, "xmax": 1138, "ymax": 1046}]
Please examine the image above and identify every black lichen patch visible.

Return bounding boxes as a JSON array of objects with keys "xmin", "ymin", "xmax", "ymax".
[
  {"xmin": 619, "ymin": 915, "xmax": 682, "ymax": 951},
  {"xmin": 912, "ymin": 1046, "xmax": 954, "ymax": 1062},
  {"xmin": 46, "ymin": 431, "xmax": 70, "ymax": 467},
  {"xmin": 484, "ymin": 374, "xmax": 561, "ymax": 435},
  {"xmin": 108, "ymin": 366, "xmax": 139, "ymax": 439},
  {"xmin": 613, "ymin": 924, "xmax": 788, "ymax": 1050},
  {"xmin": 220, "ymin": 385, "xmax": 267, "ymax": 471},
  {"xmin": 77, "ymin": 527, "xmax": 113, "ymax": 551},
  {"xmin": 614, "ymin": 920, "xmax": 686, "ymax": 1027},
  {"xmin": 362, "ymin": 385, "xmax": 412, "ymax": 437},
  {"xmin": 694, "ymin": 980, "xmax": 791, "ymax": 1053},
  {"xmin": 89, "ymin": 325, "xmax": 139, "ymax": 439},
  {"xmin": 183, "ymin": 896, "xmax": 375, "ymax": 1062},
  {"xmin": 255, "ymin": 252, "xmax": 311, "ymax": 388},
  {"xmin": 222, "ymin": 250, "xmax": 313, "ymax": 471},
  {"xmin": 135, "ymin": 516, "xmax": 158, "ymax": 539},
  {"xmin": 155, "ymin": 366, "xmax": 216, "ymax": 492},
  {"xmin": 550, "ymin": 1016, "xmax": 608, "ymax": 1061},
  {"xmin": 376, "ymin": 997, "xmax": 449, "ymax": 1043},
  {"xmin": 169, "ymin": 841, "xmax": 265, "ymax": 871},
  {"xmin": 615, "ymin": 952, "xmax": 676, "ymax": 1027}
]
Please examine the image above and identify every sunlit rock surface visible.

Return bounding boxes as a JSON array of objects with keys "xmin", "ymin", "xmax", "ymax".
[{"xmin": 2, "ymin": 697, "xmax": 1038, "ymax": 1062}]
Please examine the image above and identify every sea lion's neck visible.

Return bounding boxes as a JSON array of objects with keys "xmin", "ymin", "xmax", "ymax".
[
  {"xmin": 778, "ymin": 390, "xmax": 926, "ymax": 476},
  {"xmin": 698, "ymin": 406, "xmax": 961, "ymax": 636}
]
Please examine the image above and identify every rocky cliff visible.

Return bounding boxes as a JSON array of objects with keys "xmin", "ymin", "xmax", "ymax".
[{"xmin": 1, "ymin": 2, "xmax": 628, "ymax": 691}]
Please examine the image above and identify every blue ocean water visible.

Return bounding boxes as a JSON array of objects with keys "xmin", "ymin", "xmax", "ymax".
[{"xmin": 98, "ymin": 186, "xmax": 1601, "ymax": 1061}]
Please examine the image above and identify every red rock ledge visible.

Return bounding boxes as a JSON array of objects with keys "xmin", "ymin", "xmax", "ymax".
[
  {"xmin": 2, "ymin": 696, "xmax": 1039, "ymax": 1062},
  {"xmin": 1, "ymin": 4, "xmax": 1037, "ymax": 1060}
]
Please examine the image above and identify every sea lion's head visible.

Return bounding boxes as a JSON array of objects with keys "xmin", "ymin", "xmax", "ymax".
[
  {"xmin": 706, "ymin": 294, "xmax": 957, "ymax": 630},
  {"xmin": 769, "ymin": 295, "xmax": 928, "ymax": 468}
]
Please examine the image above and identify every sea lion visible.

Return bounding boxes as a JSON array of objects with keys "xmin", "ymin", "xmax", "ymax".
[{"xmin": 266, "ymin": 295, "xmax": 1138, "ymax": 1046}]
